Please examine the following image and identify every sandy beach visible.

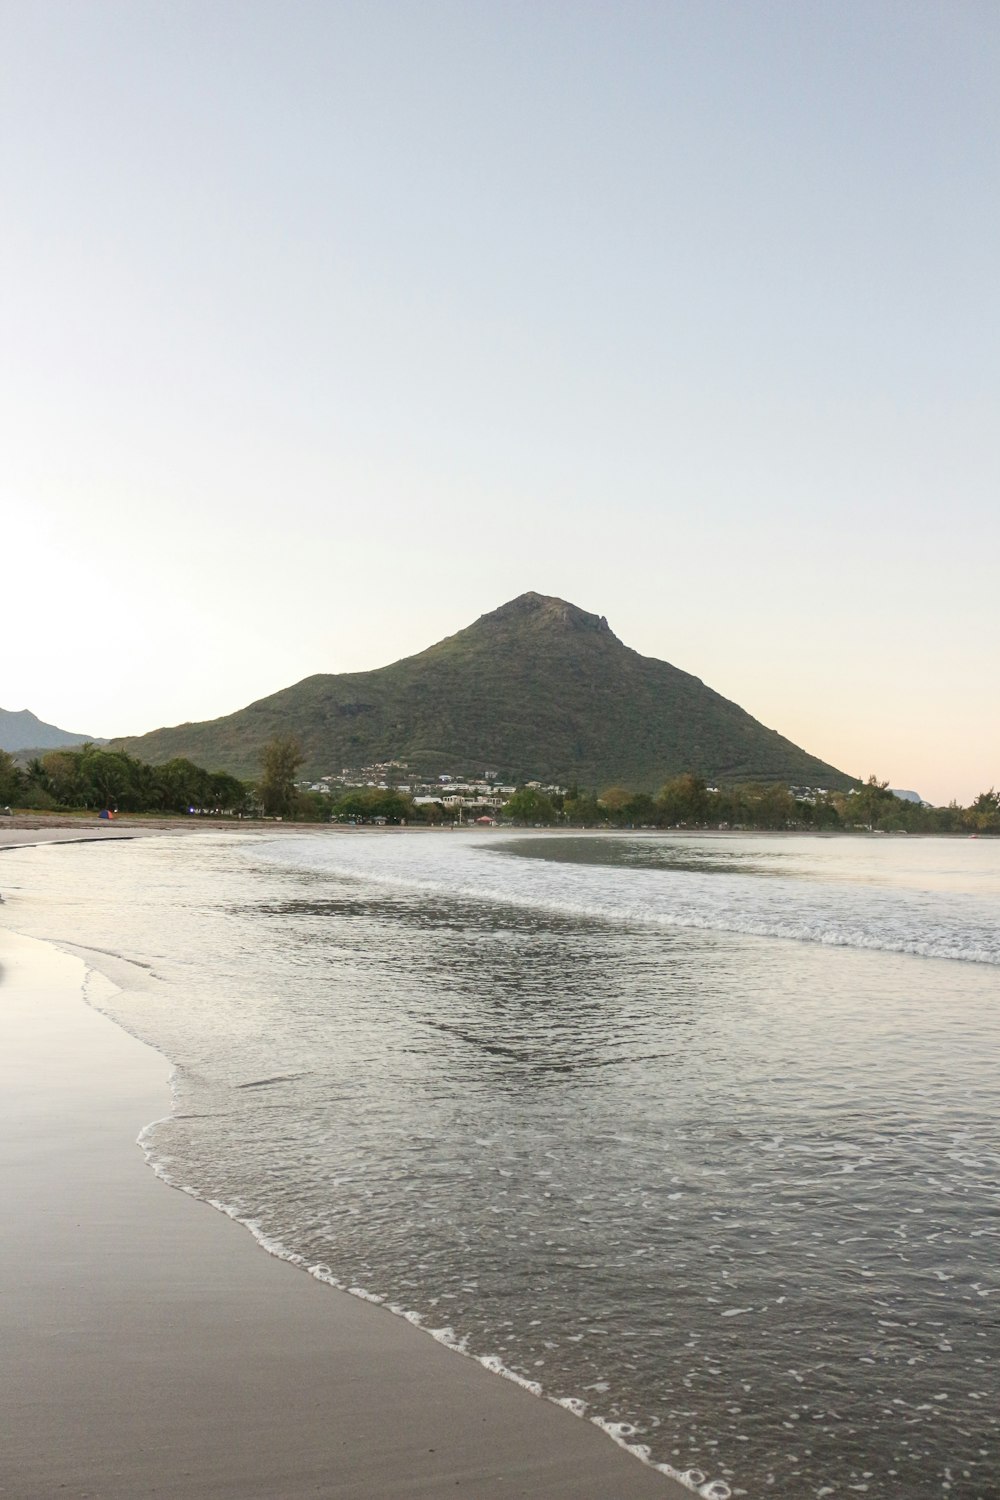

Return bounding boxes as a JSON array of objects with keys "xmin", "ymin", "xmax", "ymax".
[
  {"xmin": 0, "ymin": 834, "xmax": 689, "ymax": 1500},
  {"xmin": 0, "ymin": 813, "xmax": 218, "ymax": 848}
]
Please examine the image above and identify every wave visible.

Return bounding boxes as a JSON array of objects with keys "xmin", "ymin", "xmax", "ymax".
[
  {"xmin": 252, "ymin": 834, "xmax": 1000, "ymax": 968},
  {"xmin": 136, "ymin": 1114, "xmax": 729, "ymax": 1499},
  {"xmin": 69, "ymin": 936, "xmax": 732, "ymax": 1497}
]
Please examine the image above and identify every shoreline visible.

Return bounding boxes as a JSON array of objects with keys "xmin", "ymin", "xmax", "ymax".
[
  {"xmin": 0, "ymin": 809, "xmax": 983, "ymax": 849},
  {"xmin": 0, "ymin": 860, "xmax": 692, "ymax": 1498}
]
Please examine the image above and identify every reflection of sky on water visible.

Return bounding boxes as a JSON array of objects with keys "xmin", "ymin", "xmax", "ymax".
[
  {"xmin": 497, "ymin": 831, "xmax": 1000, "ymax": 898},
  {"xmin": 2, "ymin": 831, "xmax": 998, "ymax": 1500}
]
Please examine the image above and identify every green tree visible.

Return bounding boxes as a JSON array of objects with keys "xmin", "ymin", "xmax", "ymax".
[
  {"xmin": 76, "ymin": 748, "xmax": 148, "ymax": 811},
  {"xmin": 258, "ymin": 736, "xmax": 304, "ymax": 817},
  {"xmin": 741, "ymin": 783, "xmax": 798, "ymax": 830},
  {"xmin": 294, "ymin": 790, "xmax": 333, "ymax": 822},
  {"xmin": 154, "ymin": 758, "xmax": 213, "ymax": 813},
  {"xmin": 598, "ymin": 785, "xmax": 633, "ymax": 820},
  {"xmin": 964, "ymin": 788, "xmax": 1000, "ymax": 834},
  {"xmin": 413, "ymin": 798, "xmax": 446, "ymax": 824},
  {"xmin": 798, "ymin": 792, "xmax": 842, "ymax": 830},
  {"xmin": 840, "ymin": 775, "xmax": 896, "ymax": 831},
  {"xmin": 333, "ymin": 788, "xmax": 414, "ymax": 823},
  {"xmin": 562, "ymin": 790, "xmax": 601, "ymax": 824},
  {"xmin": 38, "ymin": 751, "xmax": 83, "ymax": 806},
  {"xmin": 503, "ymin": 786, "xmax": 556, "ymax": 823},
  {"xmin": 656, "ymin": 773, "xmax": 709, "ymax": 825},
  {"xmin": 209, "ymin": 771, "xmax": 250, "ymax": 814},
  {"xmin": 0, "ymin": 749, "xmax": 25, "ymax": 806},
  {"xmin": 598, "ymin": 787, "xmax": 658, "ymax": 824}
]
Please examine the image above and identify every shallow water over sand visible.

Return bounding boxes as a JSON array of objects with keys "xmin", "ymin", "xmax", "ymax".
[{"xmin": 3, "ymin": 830, "xmax": 998, "ymax": 1498}]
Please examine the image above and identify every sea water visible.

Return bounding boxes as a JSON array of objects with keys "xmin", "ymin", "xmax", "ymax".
[{"xmin": 2, "ymin": 829, "xmax": 997, "ymax": 1498}]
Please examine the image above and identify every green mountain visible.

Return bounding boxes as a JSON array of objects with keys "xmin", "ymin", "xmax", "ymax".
[{"xmin": 116, "ymin": 593, "xmax": 854, "ymax": 791}]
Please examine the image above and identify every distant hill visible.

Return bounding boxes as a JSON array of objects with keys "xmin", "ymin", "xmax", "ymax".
[
  {"xmin": 115, "ymin": 592, "xmax": 856, "ymax": 792},
  {"xmin": 0, "ymin": 707, "xmax": 101, "ymax": 753}
]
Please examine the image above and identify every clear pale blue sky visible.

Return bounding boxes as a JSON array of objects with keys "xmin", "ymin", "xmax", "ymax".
[{"xmin": 2, "ymin": 1, "xmax": 997, "ymax": 803}]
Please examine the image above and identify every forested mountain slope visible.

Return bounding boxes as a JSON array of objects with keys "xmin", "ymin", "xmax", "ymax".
[{"xmin": 116, "ymin": 593, "xmax": 854, "ymax": 791}]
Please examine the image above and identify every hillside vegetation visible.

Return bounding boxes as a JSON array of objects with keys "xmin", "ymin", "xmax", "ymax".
[
  {"xmin": 116, "ymin": 593, "xmax": 855, "ymax": 791},
  {"xmin": 4, "ymin": 747, "xmax": 997, "ymax": 835}
]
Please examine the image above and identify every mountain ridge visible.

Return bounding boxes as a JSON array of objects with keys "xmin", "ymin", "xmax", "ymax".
[
  {"xmin": 0, "ymin": 706, "xmax": 102, "ymax": 753},
  {"xmin": 115, "ymin": 592, "xmax": 855, "ymax": 791}
]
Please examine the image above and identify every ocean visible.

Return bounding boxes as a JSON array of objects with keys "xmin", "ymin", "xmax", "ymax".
[{"xmin": 3, "ymin": 828, "xmax": 998, "ymax": 1499}]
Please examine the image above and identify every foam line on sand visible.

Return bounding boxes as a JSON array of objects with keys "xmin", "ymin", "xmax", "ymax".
[{"xmin": 0, "ymin": 927, "xmax": 692, "ymax": 1499}]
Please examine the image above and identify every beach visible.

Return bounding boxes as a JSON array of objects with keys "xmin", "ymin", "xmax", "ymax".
[
  {"xmin": 3, "ymin": 822, "xmax": 997, "ymax": 1499},
  {"xmin": 0, "ymin": 829, "xmax": 688, "ymax": 1500}
]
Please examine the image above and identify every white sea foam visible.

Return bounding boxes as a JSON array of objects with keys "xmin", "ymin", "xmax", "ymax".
[
  {"xmin": 133, "ymin": 1112, "xmax": 715, "ymax": 1497},
  {"xmin": 252, "ymin": 832, "xmax": 1000, "ymax": 967},
  {"xmin": 10, "ymin": 838, "xmax": 994, "ymax": 1500}
]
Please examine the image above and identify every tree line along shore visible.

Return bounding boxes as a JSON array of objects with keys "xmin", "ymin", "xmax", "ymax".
[{"xmin": 1, "ymin": 740, "xmax": 997, "ymax": 835}]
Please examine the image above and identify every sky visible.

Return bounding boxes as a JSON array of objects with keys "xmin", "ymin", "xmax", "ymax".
[{"xmin": 2, "ymin": 0, "xmax": 997, "ymax": 806}]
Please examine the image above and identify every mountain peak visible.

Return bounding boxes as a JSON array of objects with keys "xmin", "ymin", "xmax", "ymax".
[
  {"xmin": 476, "ymin": 592, "xmax": 616, "ymax": 638},
  {"xmin": 115, "ymin": 594, "xmax": 853, "ymax": 792},
  {"xmin": 0, "ymin": 706, "xmax": 100, "ymax": 753}
]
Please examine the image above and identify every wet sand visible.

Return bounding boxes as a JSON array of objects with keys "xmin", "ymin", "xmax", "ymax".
[
  {"xmin": 0, "ymin": 814, "xmax": 211, "ymax": 849},
  {"xmin": 0, "ymin": 920, "xmax": 689, "ymax": 1499}
]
